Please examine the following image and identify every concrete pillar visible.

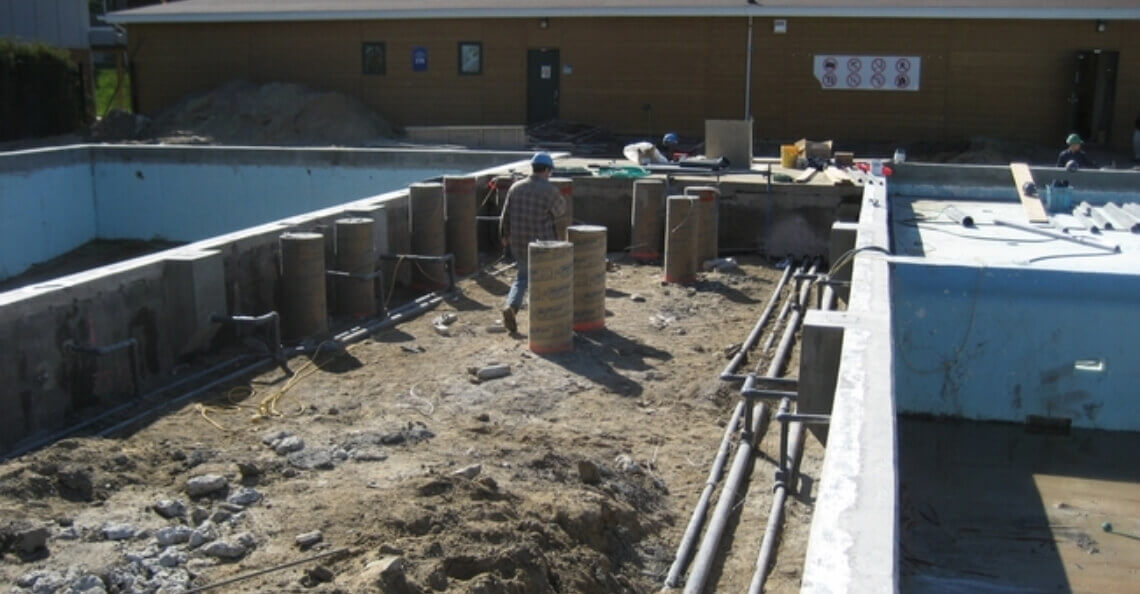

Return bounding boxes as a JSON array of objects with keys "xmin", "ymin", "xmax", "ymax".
[
  {"xmin": 162, "ymin": 249, "xmax": 226, "ymax": 357},
  {"xmin": 830, "ymin": 221, "xmax": 858, "ymax": 303},
  {"xmin": 279, "ymin": 232, "xmax": 328, "ymax": 340},
  {"xmin": 335, "ymin": 217, "xmax": 376, "ymax": 319},
  {"xmin": 799, "ymin": 309, "xmax": 849, "ymax": 445}
]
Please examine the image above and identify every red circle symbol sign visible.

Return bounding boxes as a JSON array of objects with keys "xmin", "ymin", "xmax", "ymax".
[
  {"xmin": 846, "ymin": 73, "xmax": 862, "ymax": 87},
  {"xmin": 896, "ymin": 58, "xmax": 912, "ymax": 72},
  {"xmin": 895, "ymin": 74, "xmax": 910, "ymax": 89},
  {"xmin": 847, "ymin": 58, "xmax": 862, "ymax": 72},
  {"xmin": 871, "ymin": 72, "xmax": 886, "ymax": 88},
  {"xmin": 823, "ymin": 57, "xmax": 838, "ymax": 71},
  {"xmin": 823, "ymin": 72, "xmax": 838, "ymax": 87},
  {"xmin": 872, "ymin": 58, "xmax": 887, "ymax": 73}
]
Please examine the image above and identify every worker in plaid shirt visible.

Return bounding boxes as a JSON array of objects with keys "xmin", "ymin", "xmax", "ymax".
[{"xmin": 498, "ymin": 152, "xmax": 568, "ymax": 333}]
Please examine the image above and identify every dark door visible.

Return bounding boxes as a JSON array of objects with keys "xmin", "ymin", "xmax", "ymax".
[
  {"xmin": 1069, "ymin": 50, "xmax": 1119, "ymax": 143},
  {"xmin": 527, "ymin": 49, "xmax": 559, "ymax": 124}
]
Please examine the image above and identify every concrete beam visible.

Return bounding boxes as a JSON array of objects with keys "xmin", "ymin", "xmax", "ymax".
[
  {"xmin": 829, "ymin": 221, "xmax": 858, "ymax": 302},
  {"xmin": 162, "ymin": 249, "xmax": 226, "ymax": 357},
  {"xmin": 798, "ymin": 309, "xmax": 850, "ymax": 445}
]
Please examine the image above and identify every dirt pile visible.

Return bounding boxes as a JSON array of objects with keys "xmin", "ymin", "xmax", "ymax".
[{"xmin": 145, "ymin": 80, "xmax": 396, "ymax": 146}]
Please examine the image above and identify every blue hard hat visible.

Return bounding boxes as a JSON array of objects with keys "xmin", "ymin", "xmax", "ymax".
[
  {"xmin": 663, "ymin": 132, "xmax": 679, "ymax": 145},
  {"xmin": 531, "ymin": 152, "xmax": 554, "ymax": 167}
]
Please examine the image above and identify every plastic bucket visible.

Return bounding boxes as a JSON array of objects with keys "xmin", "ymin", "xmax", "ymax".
[{"xmin": 780, "ymin": 145, "xmax": 797, "ymax": 169}]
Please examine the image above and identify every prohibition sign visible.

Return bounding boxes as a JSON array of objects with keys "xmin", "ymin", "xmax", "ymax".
[
  {"xmin": 823, "ymin": 72, "xmax": 838, "ymax": 87},
  {"xmin": 896, "ymin": 58, "xmax": 912, "ymax": 73},
  {"xmin": 871, "ymin": 72, "xmax": 886, "ymax": 88},
  {"xmin": 895, "ymin": 74, "xmax": 910, "ymax": 89},
  {"xmin": 846, "ymin": 73, "xmax": 862, "ymax": 87},
  {"xmin": 847, "ymin": 57, "xmax": 863, "ymax": 72},
  {"xmin": 872, "ymin": 58, "xmax": 887, "ymax": 73}
]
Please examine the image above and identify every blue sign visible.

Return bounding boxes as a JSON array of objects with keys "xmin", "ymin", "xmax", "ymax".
[{"xmin": 412, "ymin": 47, "xmax": 428, "ymax": 72}]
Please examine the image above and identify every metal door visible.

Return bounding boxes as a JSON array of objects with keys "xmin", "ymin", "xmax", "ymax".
[
  {"xmin": 527, "ymin": 49, "xmax": 560, "ymax": 124},
  {"xmin": 1069, "ymin": 50, "xmax": 1119, "ymax": 143}
]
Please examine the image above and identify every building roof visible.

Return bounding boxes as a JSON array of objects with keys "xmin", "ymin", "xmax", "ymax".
[{"xmin": 105, "ymin": 0, "xmax": 1140, "ymax": 24}]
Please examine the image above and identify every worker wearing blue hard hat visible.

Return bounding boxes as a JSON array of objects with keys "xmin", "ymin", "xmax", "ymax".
[
  {"xmin": 498, "ymin": 152, "xmax": 569, "ymax": 333},
  {"xmin": 1056, "ymin": 133, "xmax": 1099, "ymax": 170},
  {"xmin": 662, "ymin": 132, "xmax": 680, "ymax": 161}
]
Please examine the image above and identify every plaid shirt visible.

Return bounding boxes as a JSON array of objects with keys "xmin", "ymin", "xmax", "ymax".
[{"xmin": 500, "ymin": 175, "xmax": 568, "ymax": 265}]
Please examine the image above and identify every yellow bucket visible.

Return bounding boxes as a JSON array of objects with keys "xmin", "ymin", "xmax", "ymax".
[{"xmin": 780, "ymin": 145, "xmax": 798, "ymax": 169}]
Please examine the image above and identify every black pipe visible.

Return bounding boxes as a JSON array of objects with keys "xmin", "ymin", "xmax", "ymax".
[
  {"xmin": 718, "ymin": 264, "xmax": 795, "ymax": 383},
  {"xmin": 210, "ymin": 312, "xmax": 291, "ymax": 376}
]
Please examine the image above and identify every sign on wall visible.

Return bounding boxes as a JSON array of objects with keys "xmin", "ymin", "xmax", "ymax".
[
  {"xmin": 813, "ymin": 55, "xmax": 921, "ymax": 91},
  {"xmin": 412, "ymin": 46, "xmax": 429, "ymax": 72}
]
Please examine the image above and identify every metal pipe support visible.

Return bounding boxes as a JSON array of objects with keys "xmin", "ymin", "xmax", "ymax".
[{"xmin": 63, "ymin": 338, "xmax": 141, "ymax": 397}]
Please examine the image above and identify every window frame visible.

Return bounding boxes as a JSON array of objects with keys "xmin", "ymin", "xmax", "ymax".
[
  {"xmin": 361, "ymin": 42, "xmax": 387, "ymax": 76},
  {"xmin": 457, "ymin": 41, "xmax": 483, "ymax": 76}
]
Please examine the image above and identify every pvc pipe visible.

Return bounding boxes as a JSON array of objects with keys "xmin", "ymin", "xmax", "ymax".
[
  {"xmin": 682, "ymin": 402, "xmax": 767, "ymax": 594},
  {"xmin": 766, "ymin": 261, "xmax": 819, "ymax": 378},
  {"xmin": 664, "ymin": 401, "xmax": 744, "ymax": 587},
  {"xmin": 761, "ymin": 292, "xmax": 795, "ymax": 353},
  {"xmin": 719, "ymin": 264, "xmax": 795, "ymax": 382},
  {"xmin": 748, "ymin": 420, "xmax": 805, "ymax": 594},
  {"xmin": 993, "ymin": 218, "xmax": 1120, "ymax": 252},
  {"xmin": 748, "ymin": 282, "xmax": 834, "ymax": 594},
  {"xmin": 944, "ymin": 205, "xmax": 974, "ymax": 227}
]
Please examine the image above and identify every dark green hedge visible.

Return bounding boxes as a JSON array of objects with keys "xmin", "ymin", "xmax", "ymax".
[{"xmin": 0, "ymin": 39, "xmax": 86, "ymax": 141}]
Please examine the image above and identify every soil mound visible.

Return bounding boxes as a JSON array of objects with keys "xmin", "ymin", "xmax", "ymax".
[{"xmin": 147, "ymin": 80, "xmax": 396, "ymax": 146}]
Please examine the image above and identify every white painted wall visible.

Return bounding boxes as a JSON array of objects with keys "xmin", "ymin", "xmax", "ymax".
[
  {"xmin": 92, "ymin": 162, "xmax": 461, "ymax": 241},
  {"xmin": 0, "ymin": 162, "xmax": 96, "ymax": 280},
  {"xmin": 0, "ymin": 0, "xmax": 89, "ymax": 49}
]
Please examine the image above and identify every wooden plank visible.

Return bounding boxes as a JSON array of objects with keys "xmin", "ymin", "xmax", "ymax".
[
  {"xmin": 792, "ymin": 168, "xmax": 817, "ymax": 184},
  {"xmin": 1009, "ymin": 162, "xmax": 1049, "ymax": 224},
  {"xmin": 823, "ymin": 166, "xmax": 855, "ymax": 186}
]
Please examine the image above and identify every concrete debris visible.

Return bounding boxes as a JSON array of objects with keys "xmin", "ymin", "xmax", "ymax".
[
  {"xmin": 155, "ymin": 526, "xmax": 192, "ymax": 546},
  {"xmin": 359, "ymin": 555, "xmax": 409, "ymax": 591},
  {"xmin": 486, "ymin": 322, "xmax": 507, "ymax": 333},
  {"xmin": 153, "ymin": 499, "xmax": 186, "ymax": 519},
  {"xmin": 577, "ymin": 460, "xmax": 602, "ymax": 485},
  {"xmin": 614, "ymin": 454, "xmax": 642, "ymax": 474},
  {"xmin": 157, "ymin": 547, "xmax": 187, "ymax": 567},
  {"xmin": 433, "ymin": 313, "xmax": 458, "ymax": 326},
  {"xmin": 649, "ymin": 314, "xmax": 676, "ymax": 330},
  {"xmin": 451, "ymin": 463, "xmax": 482, "ymax": 480},
  {"xmin": 185, "ymin": 474, "xmax": 229, "ymax": 497},
  {"xmin": 703, "ymin": 257, "xmax": 742, "ymax": 273},
  {"xmin": 236, "ymin": 461, "xmax": 262, "ymax": 480},
  {"xmin": 287, "ymin": 448, "xmax": 336, "ymax": 470},
  {"xmin": 201, "ymin": 538, "xmax": 249, "ymax": 560},
  {"xmin": 349, "ymin": 447, "xmax": 388, "ymax": 462},
  {"xmin": 70, "ymin": 573, "xmax": 106, "ymax": 592},
  {"xmin": 306, "ymin": 564, "xmax": 335, "ymax": 583},
  {"xmin": 102, "ymin": 523, "xmax": 136, "ymax": 541},
  {"xmin": 188, "ymin": 522, "xmax": 218, "ymax": 548},
  {"xmin": 476, "ymin": 364, "xmax": 511, "ymax": 381},
  {"xmin": 2, "ymin": 522, "xmax": 49, "ymax": 557},
  {"xmin": 190, "ymin": 507, "xmax": 210, "ymax": 526},
  {"xmin": 433, "ymin": 323, "xmax": 451, "ymax": 336},
  {"xmin": 296, "ymin": 530, "xmax": 323, "ymax": 548},
  {"xmin": 210, "ymin": 509, "xmax": 232, "ymax": 524},
  {"xmin": 226, "ymin": 487, "xmax": 263, "ymax": 507},
  {"xmin": 273, "ymin": 435, "xmax": 306, "ymax": 455}
]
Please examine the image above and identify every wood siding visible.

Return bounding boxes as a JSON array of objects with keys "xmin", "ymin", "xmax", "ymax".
[{"xmin": 128, "ymin": 17, "xmax": 1140, "ymax": 150}]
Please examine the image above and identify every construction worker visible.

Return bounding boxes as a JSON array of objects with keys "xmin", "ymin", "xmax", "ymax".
[
  {"xmin": 498, "ymin": 152, "xmax": 569, "ymax": 334},
  {"xmin": 661, "ymin": 132, "xmax": 680, "ymax": 161},
  {"xmin": 1056, "ymin": 133, "xmax": 1100, "ymax": 170}
]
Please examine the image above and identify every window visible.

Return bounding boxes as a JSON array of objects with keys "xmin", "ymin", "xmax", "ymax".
[
  {"xmin": 362, "ymin": 42, "xmax": 386, "ymax": 75},
  {"xmin": 458, "ymin": 42, "xmax": 482, "ymax": 75}
]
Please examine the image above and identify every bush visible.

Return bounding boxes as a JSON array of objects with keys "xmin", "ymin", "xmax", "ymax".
[{"xmin": 0, "ymin": 39, "xmax": 86, "ymax": 141}]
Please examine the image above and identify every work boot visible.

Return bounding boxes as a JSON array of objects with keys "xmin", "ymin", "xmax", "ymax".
[{"xmin": 501, "ymin": 306, "xmax": 517, "ymax": 334}]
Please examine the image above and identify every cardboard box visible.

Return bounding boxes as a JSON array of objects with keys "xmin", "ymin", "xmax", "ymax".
[{"xmin": 795, "ymin": 138, "xmax": 833, "ymax": 160}]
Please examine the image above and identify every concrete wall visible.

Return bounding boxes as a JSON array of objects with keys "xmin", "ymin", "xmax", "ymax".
[
  {"xmin": 568, "ymin": 174, "xmax": 862, "ymax": 258},
  {"xmin": 0, "ymin": 145, "xmax": 530, "ymax": 280},
  {"xmin": 0, "ymin": 148, "xmax": 96, "ymax": 281},
  {"xmin": 891, "ymin": 261, "xmax": 1140, "ymax": 430}
]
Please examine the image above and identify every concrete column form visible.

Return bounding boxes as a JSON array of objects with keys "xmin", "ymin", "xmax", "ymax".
[
  {"xmin": 335, "ymin": 217, "xmax": 376, "ymax": 319},
  {"xmin": 685, "ymin": 185, "xmax": 720, "ymax": 264},
  {"xmin": 279, "ymin": 232, "xmax": 328, "ymax": 340},
  {"xmin": 345, "ymin": 204, "xmax": 390, "ymax": 305},
  {"xmin": 528, "ymin": 240, "xmax": 574, "ymax": 354},
  {"xmin": 799, "ymin": 309, "xmax": 850, "ymax": 445},
  {"xmin": 163, "ymin": 249, "xmax": 226, "ymax": 358},
  {"xmin": 549, "ymin": 177, "xmax": 574, "ymax": 240},
  {"xmin": 408, "ymin": 182, "xmax": 448, "ymax": 290},
  {"xmin": 443, "ymin": 175, "xmax": 479, "ymax": 275},
  {"xmin": 631, "ymin": 179, "xmax": 666, "ymax": 262},
  {"xmin": 568, "ymin": 225, "xmax": 607, "ymax": 332},
  {"xmin": 664, "ymin": 196, "xmax": 699, "ymax": 285}
]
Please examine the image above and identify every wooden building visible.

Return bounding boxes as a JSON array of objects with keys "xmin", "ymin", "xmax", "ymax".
[{"xmin": 107, "ymin": 1, "xmax": 1140, "ymax": 151}]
